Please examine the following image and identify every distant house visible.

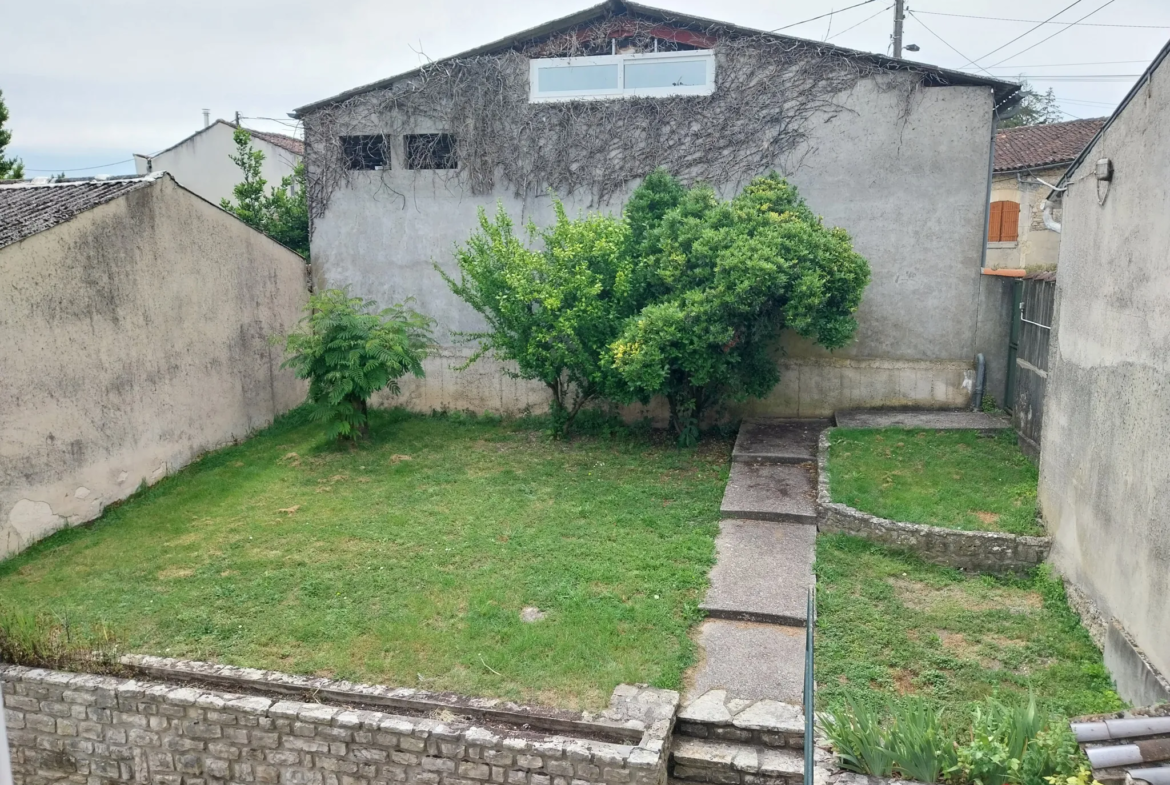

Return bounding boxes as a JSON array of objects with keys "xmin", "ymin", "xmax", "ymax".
[
  {"xmin": 295, "ymin": 0, "xmax": 1022, "ymax": 417},
  {"xmin": 0, "ymin": 174, "xmax": 307, "ymax": 558},
  {"xmin": 134, "ymin": 120, "xmax": 303, "ymax": 207},
  {"xmin": 986, "ymin": 118, "xmax": 1105, "ymax": 272}
]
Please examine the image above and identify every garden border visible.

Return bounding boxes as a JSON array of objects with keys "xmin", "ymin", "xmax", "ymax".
[
  {"xmin": 816, "ymin": 430, "xmax": 1051, "ymax": 574},
  {"xmin": 2, "ymin": 655, "xmax": 677, "ymax": 785}
]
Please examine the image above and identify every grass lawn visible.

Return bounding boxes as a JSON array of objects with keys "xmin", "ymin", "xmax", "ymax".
[
  {"xmin": 827, "ymin": 428, "xmax": 1042, "ymax": 535},
  {"xmin": 0, "ymin": 408, "xmax": 730, "ymax": 709},
  {"xmin": 814, "ymin": 534, "xmax": 1121, "ymax": 721}
]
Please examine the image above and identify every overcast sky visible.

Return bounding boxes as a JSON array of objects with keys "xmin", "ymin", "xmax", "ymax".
[{"xmin": 4, "ymin": 0, "xmax": 1168, "ymax": 176}]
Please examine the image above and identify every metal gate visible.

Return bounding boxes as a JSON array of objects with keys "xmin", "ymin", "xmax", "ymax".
[{"xmin": 1010, "ymin": 273, "xmax": 1056, "ymax": 458}]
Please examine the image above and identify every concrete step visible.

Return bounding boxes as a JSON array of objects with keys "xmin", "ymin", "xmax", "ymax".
[
  {"xmin": 686, "ymin": 619, "xmax": 806, "ymax": 704},
  {"xmin": 677, "ymin": 690, "xmax": 805, "ymax": 749},
  {"xmin": 732, "ymin": 420, "xmax": 831, "ymax": 464},
  {"xmin": 671, "ymin": 737, "xmax": 804, "ymax": 785},
  {"xmin": 720, "ymin": 463, "xmax": 817, "ymax": 524},
  {"xmin": 700, "ymin": 520, "xmax": 815, "ymax": 627}
]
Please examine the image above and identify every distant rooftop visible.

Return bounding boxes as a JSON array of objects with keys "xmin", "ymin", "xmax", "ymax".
[
  {"xmin": 137, "ymin": 120, "xmax": 304, "ymax": 161},
  {"xmin": 994, "ymin": 118, "xmax": 1107, "ymax": 173},
  {"xmin": 0, "ymin": 175, "xmax": 157, "ymax": 250}
]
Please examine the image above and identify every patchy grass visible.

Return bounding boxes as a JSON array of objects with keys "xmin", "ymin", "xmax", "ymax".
[
  {"xmin": 828, "ymin": 429, "xmax": 1042, "ymax": 535},
  {"xmin": 0, "ymin": 408, "xmax": 729, "ymax": 710},
  {"xmin": 815, "ymin": 534, "xmax": 1121, "ymax": 721}
]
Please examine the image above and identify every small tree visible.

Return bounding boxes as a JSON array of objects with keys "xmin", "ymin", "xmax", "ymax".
[
  {"xmin": 221, "ymin": 127, "xmax": 310, "ymax": 257},
  {"xmin": 279, "ymin": 289, "xmax": 434, "ymax": 440},
  {"xmin": 609, "ymin": 171, "xmax": 870, "ymax": 443},
  {"xmin": 1000, "ymin": 81, "xmax": 1063, "ymax": 128},
  {"xmin": 0, "ymin": 88, "xmax": 25, "ymax": 180},
  {"xmin": 441, "ymin": 199, "xmax": 634, "ymax": 434}
]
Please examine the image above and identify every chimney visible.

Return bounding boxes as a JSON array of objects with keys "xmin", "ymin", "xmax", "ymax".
[{"xmin": 202, "ymin": 108, "xmax": 210, "ymax": 128}]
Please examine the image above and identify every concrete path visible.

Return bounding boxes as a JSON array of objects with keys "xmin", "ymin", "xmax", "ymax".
[
  {"xmin": 834, "ymin": 409, "xmax": 1010, "ymax": 430},
  {"xmin": 685, "ymin": 420, "xmax": 824, "ymax": 707}
]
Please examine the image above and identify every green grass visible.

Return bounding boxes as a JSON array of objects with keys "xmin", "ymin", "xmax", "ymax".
[
  {"xmin": 0, "ymin": 408, "xmax": 730, "ymax": 709},
  {"xmin": 815, "ymin": 534, "xmax": 1122, "ymax": 722},
  {"xmin": 828, "ymin": 428, "xmax": 1042, "ymax": 535}
]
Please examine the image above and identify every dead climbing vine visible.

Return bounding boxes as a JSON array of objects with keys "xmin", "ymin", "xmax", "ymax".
[{"xmin": 302, "ymin": 13, "xmax": 933, "ymax": 220}]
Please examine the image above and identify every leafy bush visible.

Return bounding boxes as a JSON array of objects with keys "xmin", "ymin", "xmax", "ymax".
[
  {"xmin": 221, "ymin": 126, "xmax": 310, "ymax": 258},
  {"xmin": 610, "ymin": 170, "xmax": 870, "ymax": 441},
  {"xmin": 279, "ymin": 289, "xmax": 434, "ymax": 440},
  {"xmin": 442, "ymin": 200, "xmax": 635, "ymax": 435},
  {"xmin": 821, "ymin": 696, "xmax": 1096, "ymax": 785}
]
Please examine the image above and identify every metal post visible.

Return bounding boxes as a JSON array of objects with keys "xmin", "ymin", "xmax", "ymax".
[
  {"xmin": 804, "ymin": 587, "xmax": 816, "ymax": 785},
  {"xmin": 1, "ymin": 681, "xmax": 13, "ymax": 785},
  {"xmin": 892, "ymin": 0, "xmax": 905, "ymax": 59}
]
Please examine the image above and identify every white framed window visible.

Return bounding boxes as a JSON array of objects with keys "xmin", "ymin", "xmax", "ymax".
[{"xmin": 529, "ymin": 49, "xmax": 715, "ymax": 103}]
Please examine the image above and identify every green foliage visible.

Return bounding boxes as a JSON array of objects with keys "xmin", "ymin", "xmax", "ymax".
[
  {"xmin": 981, "ymin": 394, "xmax": 1001, "ymax": 414},
  {"xmin": 821, "ymin": 696, "xmax": 1095, "ymax": 785},
  {"xmin": 0, "ymin": 604, "xmax": 122, "ymax": 673},
  {"xmin": 441, "ymin": 199, "xmax": 635, "ymax": 435},
  {"xmin": 220, "ymin": 126, "xmax": 310, "ymax": 257},
  {"xmin": 609, "ymin": 170, "xmax": 870, "ymax": 440},
  {"xmin": 0, "ymin": 88, "xmax": 25, "ymax": 180},
  {"xmin": 445, "ymin": 169, "xmax": 870, "ymax": 443},
  {"xmin": 1000, "ymin": 81, "xmax": 1064, "ymax": 129},
  {"xmin": 278, "ymin": 289, "xmax": 434, "ymax": 440}
]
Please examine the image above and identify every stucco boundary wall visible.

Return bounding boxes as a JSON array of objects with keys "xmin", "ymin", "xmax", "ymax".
[
  {"xmin": 1, "ymin": 654, "xmax": 676, "ymax": 785},
  {"xmin": 816, "ymin": 430, "xmax": 1051, "ymax": 574}
]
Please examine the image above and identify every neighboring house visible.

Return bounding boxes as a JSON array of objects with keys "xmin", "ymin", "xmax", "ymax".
[
  {"xmin": 0, "ymin": 174, "xmax": 308, "ymax": 558},
  {"xmin": 295, "ymin": 0, "xmax": 1022, "ymax": 417},
  {"xmin": 1039, "ymin": 39, "xmax": 1170, "ymax": 706},
  {"xmin": 134, "ymin": 120, "xmax": 303, "ymax": 207},
  {"xmin": 986, "ymin": 118, "xmax": 1105, "ymax": 271}
]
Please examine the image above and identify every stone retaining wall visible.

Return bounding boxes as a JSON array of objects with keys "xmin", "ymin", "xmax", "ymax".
[
  {"xmin": 817, "ymin": 431, "xmax": 1051, "ymax": 574},
  {"xmin": 1, "ymin": 657, "xmax": 676, "ymax": 785}
]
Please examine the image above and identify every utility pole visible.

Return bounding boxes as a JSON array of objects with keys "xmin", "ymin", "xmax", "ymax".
[{"xmin": 892, "ymin": 0, "xmax": 905, "ymax": 59}]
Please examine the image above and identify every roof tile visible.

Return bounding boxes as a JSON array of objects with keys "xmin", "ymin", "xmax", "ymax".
[
  {"xmin": 0, "ymin": 177, "xmax": 154, "ymax": 250},
  {"xmin": 994, "ymin": 117, "xmax": 1106, "ymax": 172}
]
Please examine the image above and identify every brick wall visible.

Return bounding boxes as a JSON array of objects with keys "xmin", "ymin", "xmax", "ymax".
[{"xmin": 1, "ymin": 661, "xmax": 676, "ymax": 785}]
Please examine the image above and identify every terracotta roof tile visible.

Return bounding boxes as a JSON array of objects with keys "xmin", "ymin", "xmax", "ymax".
[
  {"xmin": 0, "ymin": 176, "xmax": 154, "ymax": 250},
  {"xmin": 994, "ymin": 117, "xmax": 1107, "ymax": 172},
  {"xmin": 244, "ymin": 127, "xmax": 304, "ymax": 156}
]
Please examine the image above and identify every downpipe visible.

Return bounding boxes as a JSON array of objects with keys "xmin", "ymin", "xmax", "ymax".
[
  {"xmin": 971, "ymin": 353, "xmax": 986, "ymax": 412},
  {"xmin": 0, "ymin": 681, "xmax": 12, "ymax": 785}
]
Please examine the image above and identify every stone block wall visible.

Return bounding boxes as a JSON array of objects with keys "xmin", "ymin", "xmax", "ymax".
[
  {"xmin": 1, "ymin": 660, "xmax": 676, "ymax": 785},
  {"xmin": 817, "ymin": 431, "xmax": 1051, "ymax": 574}
]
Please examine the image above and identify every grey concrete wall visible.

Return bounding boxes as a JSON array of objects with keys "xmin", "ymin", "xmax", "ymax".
[
  {"xmin": 0, "ymin": 175, "xmax": 308, "ymax": 558},
  {"xmin": 309, "ymin": 68, "xmax": 1001, "ymax": 417},
  {"xmin": 1038, "ymin": 53, "xmax": 1170, "ymax": 700}
]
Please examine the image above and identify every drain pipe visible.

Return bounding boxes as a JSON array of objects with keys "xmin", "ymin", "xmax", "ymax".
[
  {"xmin": 972, "ymin": 353, "xmax": 987, "ymax": 411},
  {"xmin": 0, "ymin": 681, "xmax": 12, "ymax": 785}
]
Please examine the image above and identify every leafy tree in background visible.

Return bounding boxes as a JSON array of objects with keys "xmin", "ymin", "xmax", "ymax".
[
  {"xmin": 278, "ymin": 289, "xmax": 434, "ymax": 440},
  {"xmin": 0, "ymin": 89, "xmax": 25, "ymax": 180},
  {"xmin": 1000, "ymin": 80, "xmax": 1064, "ymax": 128},
  {"xmin": 609, "ymin": 171, "xmax": 870, "ymax": 443},
  {"xmin": 221, "ymin": 126, "xmax": 310, "ymax": 257},
  {"xmin": 442, "ymin": 200, "xmax": 635, "ymax": 435}
]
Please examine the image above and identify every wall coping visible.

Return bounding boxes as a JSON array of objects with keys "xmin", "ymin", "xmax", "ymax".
[{"xmin": 816, "ymin": 429, "xmax": 1052, "ymax": 573}]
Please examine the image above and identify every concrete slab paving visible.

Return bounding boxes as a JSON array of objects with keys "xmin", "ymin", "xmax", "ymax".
[
  {"xmin": 700, "ymin": 520, "xmax": 815, "ymax": 626},
  {"xmin": 686, "ymin": 619, "xmax": 806, "ymax": 703},
  {"xmin": 834, "ymin": 409, "xmax": 1011, "ymax": 430},
  {"xmin": 732, "ymin": 420, "xmax": 831, "ymax": 464},
  {"xmin": 720, "ymin": 463, "xmax": 817, "ymax": 523}
]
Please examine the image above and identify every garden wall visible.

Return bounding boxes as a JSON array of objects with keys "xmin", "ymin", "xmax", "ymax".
[
  {"xmin": 817, "ymin": 432, "xmax": 1051, "ymax": 573},
  {"xmin": 0, "ymin": 175, "xmax": 308, "ymax": 559},
  {"xmin": 0, "ymin": 656, "xmax": 675, "ymax": 785}
]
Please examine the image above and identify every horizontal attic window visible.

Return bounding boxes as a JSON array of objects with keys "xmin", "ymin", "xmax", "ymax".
[
  {"xmin": 529, "ymin": 49, "xmax": 715, "ymax": 102},
  {"xmin": 341, "ymin": 135, "xmax": 387, "ymax": 170},
  {"xmin": 405, "ymin": 134, "xmax": 458, "ymax": 170}
]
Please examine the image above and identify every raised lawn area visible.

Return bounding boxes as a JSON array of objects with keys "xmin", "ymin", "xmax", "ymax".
[
  {"xmin": 0, "ymin": 409, "xmax": 730, "ymax": 709},
  {"xmin": 815, "ymin": 534, "xmax": 1121, "ymax": 720},
  {"xmin": 828, "ymin": 428, "xmax": 1043, "ymax": 535}
]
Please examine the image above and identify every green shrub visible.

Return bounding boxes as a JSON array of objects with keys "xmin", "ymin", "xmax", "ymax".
[{"xmin": 278, "ymin": 289, "xmax": 434, "ymax": 440}]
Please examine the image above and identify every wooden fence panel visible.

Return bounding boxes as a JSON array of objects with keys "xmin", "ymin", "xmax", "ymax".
[{"xmin": 1012, "ymin": 277, "xmax": 1056, "ymax": 458}]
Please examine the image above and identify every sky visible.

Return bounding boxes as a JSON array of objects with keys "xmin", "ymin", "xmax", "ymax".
[{"xmin": 4, "ymin": 0, "xmax": 1168, "ymax": 177}]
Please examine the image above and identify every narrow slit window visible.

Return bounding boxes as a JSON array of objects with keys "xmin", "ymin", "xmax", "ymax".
[
  {"xmin": 341, "ymin": 135, "xmax": 387, "ymax": 170},
  {"xmin": 404, "ymin": 134, "xmax": 458, "ymax": 170}
]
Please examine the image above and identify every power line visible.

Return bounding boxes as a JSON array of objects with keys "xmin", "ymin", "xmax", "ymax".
[
  {"xmin": 770, "ymin": 0, "xmax": 876, "ymax": 32},
  {"xmin": 988, "ymin": 0, "xmax": 1120, "ymax": 68},
  {"xmin": 827, "ymin": 3, "xmax": 894, "ymax": 40},
  {"xmin": 911, "ymin": 10, "xmax": 1169, "ymax": 29},
  {"xmin": 986, "ymin": 60, "xmax": 1150, "ymax": 68},
  {"xmin": 24, "ymin": 159, "xmax": 135, "ymax": 173},
  {"xmin": 961, "ymin": 0, "xmax": 1088, "ymax": 68},
  {"xmin": 905, "ymin": 11, "xmax": 996, "ymax": 77}
]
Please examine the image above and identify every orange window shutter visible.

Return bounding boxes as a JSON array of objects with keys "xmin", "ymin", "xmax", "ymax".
[
  {"xmin": 1001, "ymin": 201, "xmax": 1020, "ymax": 241},
  {"xmin": 988, "ymin": 201, "xmax": 1004, "ymax": 242}
]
